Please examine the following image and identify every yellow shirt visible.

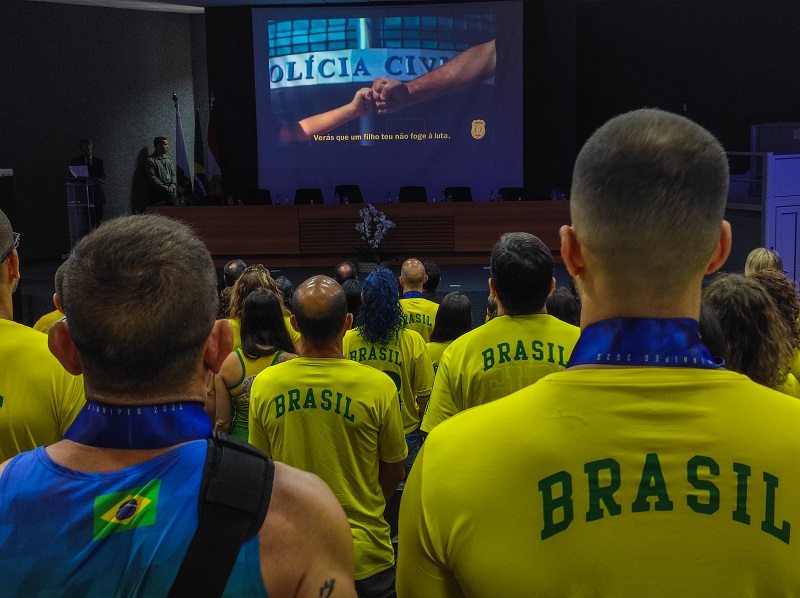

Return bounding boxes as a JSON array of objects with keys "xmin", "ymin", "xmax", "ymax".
[
  {"xmin": 426, "ymin": 340, "xmax": 452, "ymax": 376},
  {"xmin": 0, "ymin": 319, "xmax": 85, "ymax": 461},
  {"xmin": 399, "ymin": 368, "xmax": 800, "ymax": 596},
  {"xmin": 32, "ymin": 309, "xmax": 63, "ymax": 333},
  {"xmin": 400, "ymin": 296, "xmax": 439, "ymax": 342},
  {"xmin": 249, "ymin": 357, "xmax": 407, "ymax": 580},
  {"xmin": 422, "ymin": 313, "xmax": 580, "ymax": 433},
  {"xmin": 344, "ymin": 327, "xmax": 435, "ymax": 434}
]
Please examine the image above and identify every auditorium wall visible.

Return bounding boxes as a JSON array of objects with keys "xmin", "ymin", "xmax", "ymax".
[{"xmin": 0, "ymin": 0, "xmax": 207, "ymax": 260}]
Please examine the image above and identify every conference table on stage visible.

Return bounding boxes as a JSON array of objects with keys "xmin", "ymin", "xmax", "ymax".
[{"xmin": 147, "ymin": 201, "xmax": 572, "ymax": 267}]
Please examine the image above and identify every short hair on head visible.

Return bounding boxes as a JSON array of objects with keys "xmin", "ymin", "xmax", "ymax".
[
  {"xmin": 293, "ymin": 276, "xmax": 347, "ymax": 346},
  {"xmin": 334, "ymin": 261, "xmax": 357, "ymax": 285},
  {"xmin": 223, "ymin": 259, "xmax": 247, "ymax": 287},
  {"xmin": 401, "ymin": 258, "xmax": 426, "ymax": 288},
  {"xmin": 356, "ymin": 267, "xmax": 404, "ymax": 344},
  {"xmin": 745, "ymin": 248, "xmax": 783, "ymax": 277},
  {"xmin": 430, "ymin": 291, "xmax": 472, "ymax": 343},
  {"xmin": 240, "ymin": 288, "xmax": 296, "ymax": 359},
  {"xmin": 154, "ymin": 136, "xmax": 167, "ymax": 148},
  {"xmin": 702, "ymin": 273, "xmax": 791, "ymax": 388},
  {"xmin": 490, "ymin": 232, "xmax": 553, "ymax": 315},
  {"xmin": 545, "ymin": 287, "xmax": 581, "ymax": 327},
  {"xmin": 423, "ymin": 261, "xmax": 440, "ymax": 292},
  {"xmin": 571, "ymin": 108, "xmax": 729, "ymax": 290},
  {"xmin": 0, "ymin": 209, "xmax": 13, "ymax": 252},
  {"xmin": 341, "ymin": 278, "xmax": 363, "ymax": 320},
  {"xmin": 62, "ymin": 214, "xmax": 218, "ymax": 395},
  {"xmin": 274, "ymin": 276, "xmax": 294, "ymax": 309}
]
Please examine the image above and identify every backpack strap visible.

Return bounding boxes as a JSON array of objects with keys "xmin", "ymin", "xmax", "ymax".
[{"xmin": 169, "ymin": 433, "xmax": 274, "ymax": 597}]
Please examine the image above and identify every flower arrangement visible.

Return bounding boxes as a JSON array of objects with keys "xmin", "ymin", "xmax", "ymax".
[{"xmin": 355, "ymin": 204, "xmax": 395, "ymax": 267}]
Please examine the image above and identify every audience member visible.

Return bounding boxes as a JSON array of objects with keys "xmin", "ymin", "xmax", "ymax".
[
  {"xmin": 249, "ymin": 275, "xmax": 405, "ymax": 597},
  {"xmin": 485, "ymin": 293, "xmax": 497, "ymax": 322},
  {"xmin": 33, "ymin": 260, "xmax": 68, "ymax": 333},
  {"xmin": 422, "ymin": 232, "xmax": 580, "ymax": 433},
  {"xmin": 343, "ymin": 267, "xmax": 434, "ymax": 472},
  {"xmin": 334, "ymin": 260, "xmax": 358, "ymax": 285},
  {"xmin": 399, "ymin": 109, "xmax": 800, "ymax": 594},
  {"xmin": 0, "ymin": 215, "xmax": 356, "ymax": 595},
  {"xmin": 698, "ymin": 304, "xmax": 727, "ymax": 361},
  {"xmin": 69, "ymin": 138, "xmax": 106, "ymax": 225},
  {"xmin": 217, "ymin": 259, "xmax": 247, "ymax": 319},
  {"xmin": 274, "ymin": 275, "xmax": 294, "ymax": 312},
  {"xmin": 703, "ymin": 272, "xmax": 792, "ymax": 390},
  {"xmin": 227, "ymin": 264, "xmax": 300, "ymax": 348},
  {"xmin": 398, "ymin": 258, "xmax": 439, "ymax": 342},
  {"xmin": 752, "ymin": 268, "xmax": 800, "ymax": 396},
  {"xmin": 0, "ymin": 214, "xmax": 84, "ymax": 462},
  {"xmin": 342, "ymin": 278, "xmax": 363, "ymax": 323},
  {"xmin": 744, "ymin": 247, "xmax": 783, "ymax": 276},
  {"xmin": 546, "ymin": 286, "xmax": 581, "ymax": 326},
  {"xmin": 421, "ymin": 260, "xmax": 442, "ymax": 303},
  {"xmin": 215, "ymin": 288, "xmax": 297, "ymax": 440},
  {"xmin": 426, "ymin": 291, "xmax": 473, "ymax": 375}
]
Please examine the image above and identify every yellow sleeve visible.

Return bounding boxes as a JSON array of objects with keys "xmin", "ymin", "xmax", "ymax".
[
  {"xmin": 247, "ymin": 377, "xmax": 272, "ymax": 456},
  {"xmin": 397, "ymin": 443, "xmax": 465, "ymax": 598},
  {"xmin": 377, "ymin": 377, "xmax": 408, "ymax": 464},
  {"xmin": 421, "ymin": 347, "xmax": 459, "ymax": 433}
]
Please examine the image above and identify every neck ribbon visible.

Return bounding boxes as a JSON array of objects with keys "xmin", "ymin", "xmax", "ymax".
[
  {"xmin": 403, "ymin": 291, "xmax": 423, "ymax": 298},
  {"xmin": 64, "ymin": 401, "xmax": 211, "ymax": 449},
  {"xmin": 567, "ymin": 318, "xmax": 724, "ymax": 369}
]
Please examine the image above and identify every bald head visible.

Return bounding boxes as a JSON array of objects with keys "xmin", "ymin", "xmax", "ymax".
[
  {"xmin": 293, "ymin": 275, "xmax": 348, "ymax": 346},
  {"xmin": 400, "ymin": 258, "xmax": 426, "ymax": 291}
]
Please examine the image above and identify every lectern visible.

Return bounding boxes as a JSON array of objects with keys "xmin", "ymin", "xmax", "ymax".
[{"xmin": 65, "ymin": 178, "xmax": 97, "ymax": 248}]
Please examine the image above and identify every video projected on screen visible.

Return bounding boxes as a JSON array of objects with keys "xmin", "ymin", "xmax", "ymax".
[{"xmin": 253, "ymin": 2, "xmax": 523, "ymax": 204}]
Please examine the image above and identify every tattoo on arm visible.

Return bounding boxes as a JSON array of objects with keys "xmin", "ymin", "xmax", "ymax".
[{"xmin": 319, "ymin": 578, "xmax": 336, "ymax": 598}]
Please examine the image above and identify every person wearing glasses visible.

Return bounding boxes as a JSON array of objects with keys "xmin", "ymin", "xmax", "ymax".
[{"xmin": 0, "ymin": 211, "xmax": 85, "ymax": 462}]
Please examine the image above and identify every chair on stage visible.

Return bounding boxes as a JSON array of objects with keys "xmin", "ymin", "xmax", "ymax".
[
  {"xmin": 498, "ymin": 187, "xmax": 529, "ymax": 201},
  {"xmin": 334, "ymin": 184, "xmax": 364, "ymax": 204},
  {"xmin": 444, "ymin": 186, "xmax": 473, "ymax": 202},
  {"xmin": 294, "ymin": 188, "xmax": 324, "ymax": 205},
  {"xmin": 398, "ymin": 186, "xmax": 427, "ymax": 203},
  {"xmin": 239, "ymin": 189, "xmax": 271, "ymax": 206}
]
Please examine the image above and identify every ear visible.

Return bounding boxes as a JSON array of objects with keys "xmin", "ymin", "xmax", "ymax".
[
  {"xmin": 705, "ymin": 221, "xmax": 732, "ymax": 275},
  {"xmin": 290, "ymin": 314, "xmax": 300, "ymax": 333},
  {"xmin": 203, "ymin": 319, "xmax": 233, "ymax": 375},
  {"xmin": 53, "ymin": 292, "xmax": 64, "ymax": 313},
  {"xmin": 344, "ymin": 312, "xmax": 353, "ymax": 332},
  {"xmin": 3, "ymin": 250, "xmax": 20, "ymax": 287},
  {"xmin": 48, "ymin": 320, "xmax": 84, "ymax": 375},
  {"xmin": 488, "ymin": 278, "xmax": 497, "ymax": 298},
  {"xmin": 547, "ymin": 277, "xmax": 556, "ymax": 297},
  {"xmin": 423, "ymin": 274, "xmax": 428, "ymax": 284},
  {"xmin": 560, "ymin": 225, "xmax": 584, "ymax": 278}
]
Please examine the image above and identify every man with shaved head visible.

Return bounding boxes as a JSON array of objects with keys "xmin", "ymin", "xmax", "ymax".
[
  {"xmin": 399, "ymin": 258, "xmax": 439, "ymax": 342},
  {"xmin": 250, "ymin": 275, "xmax": 407, "ymax": 598}
]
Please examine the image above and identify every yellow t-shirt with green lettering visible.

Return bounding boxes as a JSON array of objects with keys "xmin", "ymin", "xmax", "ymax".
[
  {"xmin": 422, "ymin": 313, "xmax": 579, "ymax": 433},
  {"xmin": 343, "ymin": 327, "xmax": 435, "ymax": 434},
  {"xmin": 248, "ymin": 357, "xmax": 407, "ymax": 580},
  {"xmin": 0, "ymin": 319, "xmax": 85, "ymax": 461},
  {"xmin": 399, "ymin": 367, "xmax": 800, "ymax": 596},
  {"xmin": 400, "ymin": 296, "xmax": 439, "ymax": 342}
]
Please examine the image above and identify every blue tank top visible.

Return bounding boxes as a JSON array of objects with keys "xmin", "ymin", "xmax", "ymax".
[{"xmin": 0, "ymin": 441, "xmax": 267, "ymax": 597}]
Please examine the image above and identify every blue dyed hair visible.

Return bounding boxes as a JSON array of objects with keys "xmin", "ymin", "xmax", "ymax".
[{"xmin": 355, "ymin": 267, "xmax": 404, "ymax": 344}]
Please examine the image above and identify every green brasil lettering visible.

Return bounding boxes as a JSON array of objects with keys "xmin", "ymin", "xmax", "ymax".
[
  {"xmin": 348, "ymin": 346, "xmax": 402, "ymax": 367},
  {"xmin": 405, "ymin": 313, "xmax": 433, "ymax": 327},
  {"xmin": 274, "ymin": 387, "xmax": 355, "ymax": 423},
  {"xmin": 483, "ymin": 339, "xmax": 568, "ymax": 372},
  {"xmin": 539, "ymin": 453, "xmax": 791, "ymax": 544}
]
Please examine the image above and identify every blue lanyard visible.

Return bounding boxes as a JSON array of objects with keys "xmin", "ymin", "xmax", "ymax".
[
  {"xmin": 402, "ymin": 292, "xmax": 423, "ymax": 298},
  {"xmin": 567, "ymin": 318, "xmax": 724, "ymax": 369},
  {"xmin": 64, "ymin": 401, "xmax": 212, "ymax": 449}
]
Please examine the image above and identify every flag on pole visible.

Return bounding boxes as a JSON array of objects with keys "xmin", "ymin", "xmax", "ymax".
[
  {"xmin": 193, "ymin": 105, "xmax": 207, "ymax": 198},
  {"xmin": 174, "ymin": 97, "xmax": 192, "ymax": 203},
  {"xmin": 207, "ymin": 93, "xmax": 222, "ymax": 198}
]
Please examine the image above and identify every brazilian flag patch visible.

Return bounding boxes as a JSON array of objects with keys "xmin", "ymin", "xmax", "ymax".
[{"xmin": 92, "ymin": 479, "xmax": 161, "ymax": 542}]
